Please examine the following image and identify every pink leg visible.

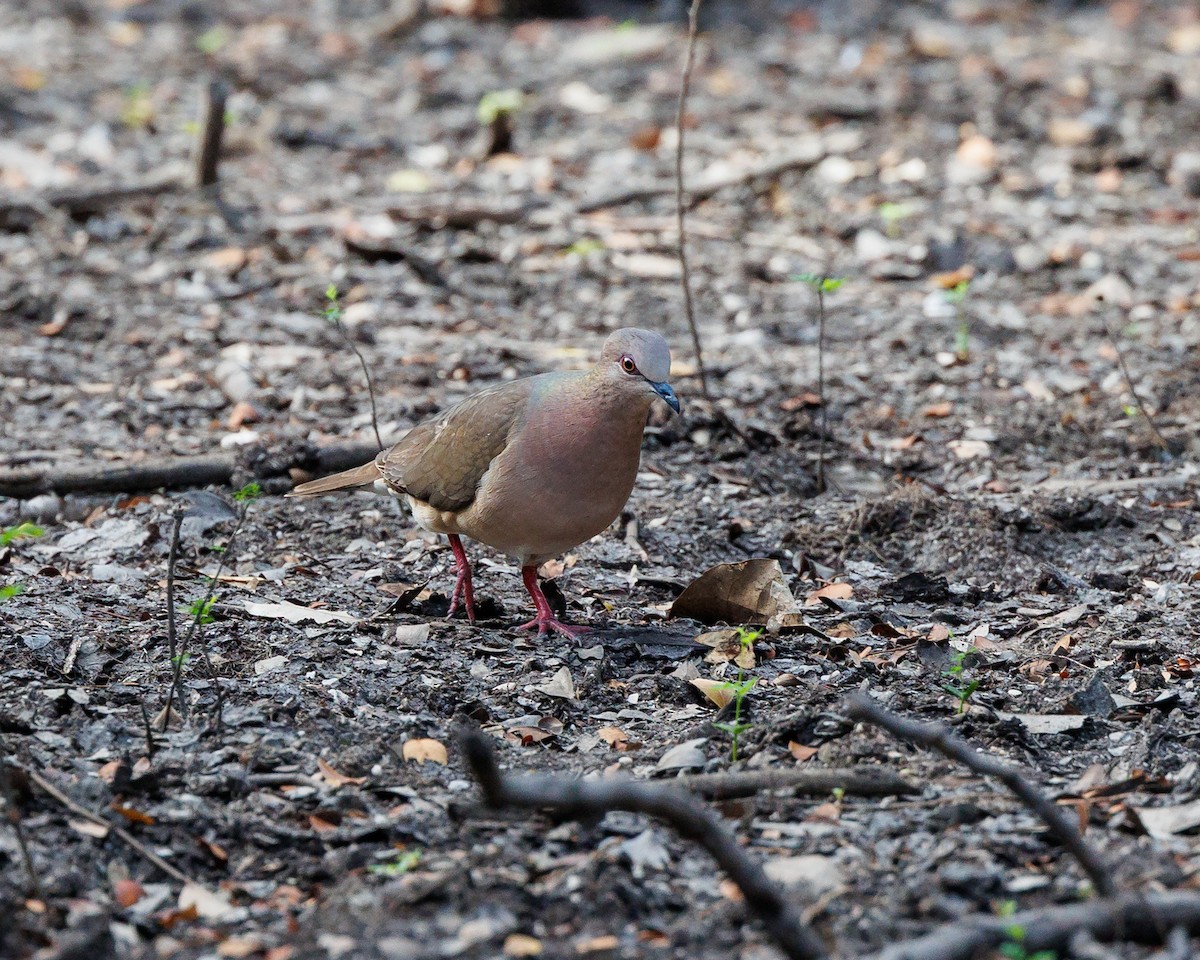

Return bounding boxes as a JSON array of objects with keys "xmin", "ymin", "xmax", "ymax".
[
  {"xmin": 445, "ymin": 535, "xmax": 476, "ymax": 624},
  {"xmin": 516, "ymin": 565, "xmax": 591, "ymax": 640}
]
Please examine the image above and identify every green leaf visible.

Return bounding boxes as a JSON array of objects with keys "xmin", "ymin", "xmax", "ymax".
[
  {"xmin": 998, "ymin": 944, "xmax": 1025, "ymax": 960},
  {"xmin": 792, "ymin": 272, "xmax": 846, "ymax": 292},
  {"xmin": 234, "ymin": 482, "xmax": 261, "ymax": 503},
  {"xmin": 368, "ymin": 849, "xmax": 422, "ymax": 876},
  {"xmin": 0, "ymin": 583, "xmax": 24, "ymax": 604},
  {"xmin": 325, "ymin": 283, "xmax": 339, "ymax": 302},
  {"xmin": 189, "ymin": 597, "xmax": 216, "ymax": 626},
  {"xmin": 195, "ymin": 25, "xmax": 230, "ymax": 55},
  {"xmin": 477, "ymin": 89, "xmax": 523, "ymax": 125},
  {"xmin": 879, "ymin": 201, "xmax": 913, "ymax": 223},
  {"xmin": 1, "ymin": 522, "xmax": 45, "ymax": 546}
]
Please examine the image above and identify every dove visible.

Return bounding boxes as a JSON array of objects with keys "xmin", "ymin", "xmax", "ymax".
[{"xmin": 288, "ymin": 328, "xmax": 679, "ymax": 638}]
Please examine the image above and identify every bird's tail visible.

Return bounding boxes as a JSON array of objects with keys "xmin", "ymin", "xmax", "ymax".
[{"xmin": 287, "ymin": 461, "xmax": 382, "ymax": 497}]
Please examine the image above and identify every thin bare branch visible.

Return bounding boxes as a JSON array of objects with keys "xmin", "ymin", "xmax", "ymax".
[
  {"xmin": 0, "ymin": 742, "xmax": 41, "ymax": 899},
  {"xmin": 194, "ymin": 76, "xmax": 229, "ymax": 189},
  {"xmin": 844, "ymin": 692, "xmax": 1116, "ymax": 898},
  {"xmin": 460, "ymin": 728, "xmax": 827, "ymax": 960},
  {"xmin": 1100, "ymin": 310, "xmax": 1171, "ymax": 454},
  {"xmin": 672, "ymin": 766, "xmax": 915, "ymax": 800},
  {"xmin": 674, "ymin": 0, "xmax": 710, "ymax": 399}
]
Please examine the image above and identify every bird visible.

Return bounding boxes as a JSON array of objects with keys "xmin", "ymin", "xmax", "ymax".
[{"xmin": 288, "ymin": 328, "xmax": 680, "ymax": 638}]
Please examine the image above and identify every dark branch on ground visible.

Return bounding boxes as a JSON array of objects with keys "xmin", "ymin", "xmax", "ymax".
[
  {"xmin": 844, "ymin": 692, "xmax": 1117, "ymax": 898},
  {"xmin": 459, "ymin": 728, "xmax": 828, "ymax": 960},
  {"xmin": 672, "ymin": 766, "xmax": 916, "ymax": 800}
]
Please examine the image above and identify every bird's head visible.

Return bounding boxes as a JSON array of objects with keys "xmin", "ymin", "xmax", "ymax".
[{"xmin": 599, "ymin": 327, "xmax": 681, "ymax": 415}]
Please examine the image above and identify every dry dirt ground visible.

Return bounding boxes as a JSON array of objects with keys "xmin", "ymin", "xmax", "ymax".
[{"xmin": 2, "ymin": 1, "xmax": 1200, "ymax": 958}]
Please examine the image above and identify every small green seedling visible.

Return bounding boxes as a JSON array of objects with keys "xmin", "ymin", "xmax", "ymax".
[
  {"xmin": 233, "ymin": 482, "xmax": 262, "ymax": 503},
  {"xmin": 944, "ymin": 279, "xmax": 972, "ymax": 360},
  {"xmin": 1, "ymin": 523, "xmax": 44, "ymax": 547},
  {"xmin": 563, "ymin": 237, "xmax": 605, "ymax": 258},
  {"xmin": 122, "ymin": 83, "xmax": 154, "ymax": 130},
  {"xmin": 195, "ymin": 26, "xmax": 230, "ymax": 55},
  {"xmin": 942, "ymin": 646, "xmax": 979, "ymax": 714},
  {"xmin": 791, "ymin": 272, "xmax": 847, "ymax": 492},
  {"xmin": 996, "ymin": 902, "xmax": 1057, "ymax": 960},
  {"xmin": 369, "ymin": 849, "xmax": 422, "ymax": 877},
  {"xmin": 879, "ymin": 201, "xmax": 914, "ymax": 238},
  {"xmin": 477, "ymin": 89, "xmax": 523, "ymax": 127},
  {"xmin": 322, "ymin": 284, "xmax": 383, "ymax": 452},
  {"xmin": 0, "ymin": 583, "xmax": 24, "ymax": 604},
  {"xmin": 713, "ymin": 628, "xmax": 760, "ymax": 762},
  {"xmin": 324, "ymin": 283, "xmax": 342, "ymax": 322},
  {"xmin": 189, "ymin": 597, "xmax": 216, "ymax": 626}
]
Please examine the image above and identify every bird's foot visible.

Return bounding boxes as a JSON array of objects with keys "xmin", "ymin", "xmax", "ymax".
[
  {"xmin": 515, "ymin": 616, "xmax": 592, "ymax": 640},
  {"xmin": 446, "ymin": 534, "xmax": 476, "ymax": 624}
]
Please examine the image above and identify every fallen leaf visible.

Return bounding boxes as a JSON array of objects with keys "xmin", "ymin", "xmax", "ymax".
[
  {"xmin": 921, "ymin": 401, "xmax": 954, "ymax": 418},
  {"xmin": 402, "ymin": 738, "xmax": 448, "ymax": 765},
  {"xmin": 788, "ymin": 742, "xmax": 819, "ymax": 762},
  {"xmin": 178, "ymin": 882, "xmax": 237, "ymax": 921},
  {"xmin": 504, "ymin": 934, "xmax": 543, "ymax": 957},
  {"xmin": 218, "ymin": 936, "xmax": 263, "ymax": 959},
  {"xmin": 597, "ymin": 726, "xmax": 629, "ymax": 748},
  {"xmin": 317, "ymin": 758, "xmax": 366, "ymax": 787},
  {"xmin": 655, "ymin": 738, "xmax": 708, "ymax": 771},
  {"xmin": 670, "ymin": 559, "xmax": 795, "ymax": 625},
  {"xmin": 69, "ymin": 819, "xmax": 109, "ymax": 839},
  {"xmin": 243, "ymin": 600, "xmax": 358, "ymax": 625},
  {"xmin": 111, "ymin": 804, "xmax": 154, "ymax": 825},
  {"xmin": 804, "ymin": 582, "xmax": 853, "ymax": 607},
  {"xmin": 114, "ymin": 878, "xmax": 144, "ymax": 908},
  {"xmin": 695, "ymin": 629, "xmax": 756, "ymax": 669},
  {"xmin": 691, "ymin": 677, "xmax": 734, "ymax": 709},
  {"xmin": 308, "ymin": 814, "xmax": 338, "ymax": 832},
  {"xmin": 1129, "ymin": 799, "xmax": 1200, "ymax": 839},
  {"xmin": 537, "ymin": 665, "xmax": 577, "ymax": 700},
  {"xmin": 575, "ymin": 935, "xmax": 620, "ymax": 955}
]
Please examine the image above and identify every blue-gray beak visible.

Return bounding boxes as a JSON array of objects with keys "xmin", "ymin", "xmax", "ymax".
[{"xmin": 652, "ymin": 381, "xmax": 681, "ymax": 414}]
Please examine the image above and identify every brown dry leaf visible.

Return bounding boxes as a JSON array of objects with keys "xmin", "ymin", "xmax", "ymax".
[
  {"xmin": 157, "ymin": 903, "xmax": 199, "ymax": 928},
  {"xmin": 97, "ymin": 759, "xmax": 122, "ymax": 783},
  {"xmin": 927, "ymin": 623, "xmax": 951, "ymax": 642},
  {"xmin": 921, "ymin": 401, "xmax": 954, "ymax": 418},
  {"xmin": 808, "ymin": 801, "xmax": 841, "ymax": 823},
  {"xmin": 111, "ymin": 804, "xmax": 155, "ymax": 825},
  {"xmin": 597, "ymin": 726, "xmax": 629, "ymax": 748},
  {"xmin": 788, "ymin": 742, "xmax": 819, "ymax": 762},
  {"xmin": 804, "ymin": 581, "xmax": 853, "ymax": 607},
  {"xmin": 198, "ymin": 837, "xmax": 229, "ymax": 862},
  {"xmin": 308, "ymin": 814, "xmax": 338, "ymax": 832},
  {"xmin": 670, "ymin": 559, "xmax": 794, "ymax": 625},
  {"xmin": 691, "ymin": 677, "xmax": 734, "ymax": 709},
  {"xmin": 402, "ymin": 738, "xmax": 449, "ymax": 765},
  {"xmin": 931, "ymin": 264, "xmax": 976, "ymax": 289},
  {"xmin": 218, "ymin": 937, "xmax": 263, "ymax": 959},
  {"xmin": 113, "ymin": 878, "xmax": 145, "ymax": 908},
  {"xmin": 317, "ymin": 758, "xmax": 366, "ymax": 787},
  {"xmin": 507, "ymin": 727, "xmax": 554, "ymax": 746},
  {"xmin": 1053, "ymin": 634, "xmax": 1076, "ymax": 653},
  {"xmin": 504, "ymin": 934, "xmax": 543, "ymax": 957},
  {"xmin": 695, "ymin": 629, "xmax": 756, "ymax": 669}
]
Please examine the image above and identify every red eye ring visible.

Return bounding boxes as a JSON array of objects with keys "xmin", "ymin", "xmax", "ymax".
[{"xmin": 619, "ymin": 354, "xmax": 638, "ymax": 374}]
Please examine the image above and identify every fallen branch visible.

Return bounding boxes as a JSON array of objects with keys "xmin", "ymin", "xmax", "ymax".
[
  {"xmin": 844, "ymin": 693, "xmax": 1116, "ymax": 898},
  {"xmin": 29, "ymin": 770, "xmax": 192, "ymax": 885},
  {"xmin": 0, "ymin": 167, "xmax": 186, "ymax": 230},
  {"xmin": 674, "ymin": 0, "xmax": 710, "ymax": 399},
  {"xmin": 0, "ymin": 743, "xmax": 41, "ymax": 898},
  {"xmin": 672, "ymin": 766, "xmax": 916, "ymax": 800},
  {"xmin": 0, "ymin": 441, "xmax": 380, "ymax": 499},
  {"xmin": 862, "ymin": 891, "xmax": 1200, "ymax": 960},
  {"xmin": 577, "ymin": 142, "xmax": 825, "ymax": 215},
  {"xmin": 460, "ymin": 728, "xmax": 828, "ymax": 960},
  {"xmin": 1099, "ymin": 309, "xmax": 1171, "ymax": 454}
]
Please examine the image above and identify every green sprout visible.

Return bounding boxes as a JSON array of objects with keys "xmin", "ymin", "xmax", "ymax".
[
  {"xmin": 0, "ymin": 583, "xmax": 24, "ymax": 604},
  {"xmin": 188, "ymin": 597, "xmax": 216, "ymax": 626},
  {"xmin": 562, "ymin": 237, "xmax": 605, "ymax": 258},
  {"xmin": 477, "ymin": 89, "xmax": 523, "ymax": 126},
  {"xmin": 879, "ymin": 201, "xmax": 914, "ymax": 238},
  {"xmin": 121, "ymin": 83, "xmax": 154, "ymax": 130},
  {"xmin": 195, "ymin": 26, "xmax": 231, "ymax": 55},
  {"xmin": 791, "ymin": 272, "xmax": 847, "ymax": 492},
  {"xmin": 369, "ymin": 849, "xmax": 422, "ymax": 877},
  {"xmin": 995, "ymin": 903, "xmax": 1056, "ymax": 960},
  {"xmin": 712, "ymin": 628, "xmax": 760, "ymax": 762},
  {"xmin": 1, "ymin": 523, "xmax": 45, "ymax": 547},
  {"xmin": 233, "ymin": 482, "xmax": 262, "ymax": 503},
  {"xmin": 942, "ymin": 647, "xmax": 980, "ymax": 714},
  {"xmin": 944, "ymin": 279, "xmax": 972, "ymax": 360}
]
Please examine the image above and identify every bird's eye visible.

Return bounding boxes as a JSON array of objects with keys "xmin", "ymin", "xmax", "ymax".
[{"xmin": 619, "ymin": 355, "xmax": 638, "ymax": 374}]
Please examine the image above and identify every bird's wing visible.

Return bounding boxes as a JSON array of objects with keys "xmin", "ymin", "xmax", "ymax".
[{"xmin": 376, "ymin": 377, "xmax": 538, "ymax": 513}]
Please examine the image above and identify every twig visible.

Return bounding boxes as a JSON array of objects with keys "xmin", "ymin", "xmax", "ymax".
[
  {"xmin": 194, "ymin": 76, "xmax": 229, "ymax": 189},
  {"xmin": 0, "ymin": 168, "xmax": 186, "ymax": 229},
  {"xmin": 28, "ymin": 770, "xmax": 192, "ymax": 885},
  {"xmin": 0, "ymin": 741, "xmax": 42, "ymax": 898},
  {"xmin": 672, "ymin": 766, "xmax": 916, "ymax": 800},
  {"xmin": 861, "ymin": 891, "xmax": 1200, "ymax": 960},
  {"xmin": 61, "ymin": 634, "xmax": 83, "ymax": 677},
  {"xmin": 576, "ymin": 142, "xmax": 825, "ymax": 215},
  {"xmin": 1100, "ymin": 310, "xmax": 1171, "ymax": 454},
  {"xmin": 815, "ymin": 284, "xmax": 828, "ymax": 491},
  {"xmin": 327, "ymin": 289, "xmax": 384, "ymax": 452},
  {"xmin": 674, "ymin": 0, "xmax": 710, "ymax": 399},
  {"xmin": 844, "ymin": 693, "xmax": 1116, "ymax": 898},
  {"xmin": 0, "ymin": 440, "xmax": 381, "ymax": 499},
  {"xmin": 460, "ymin": 728, "xmax": 827, "ymax": 960},
  {"xmin": 165, "ymin": 509, "xmax": 183, "ymax": 668}
]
